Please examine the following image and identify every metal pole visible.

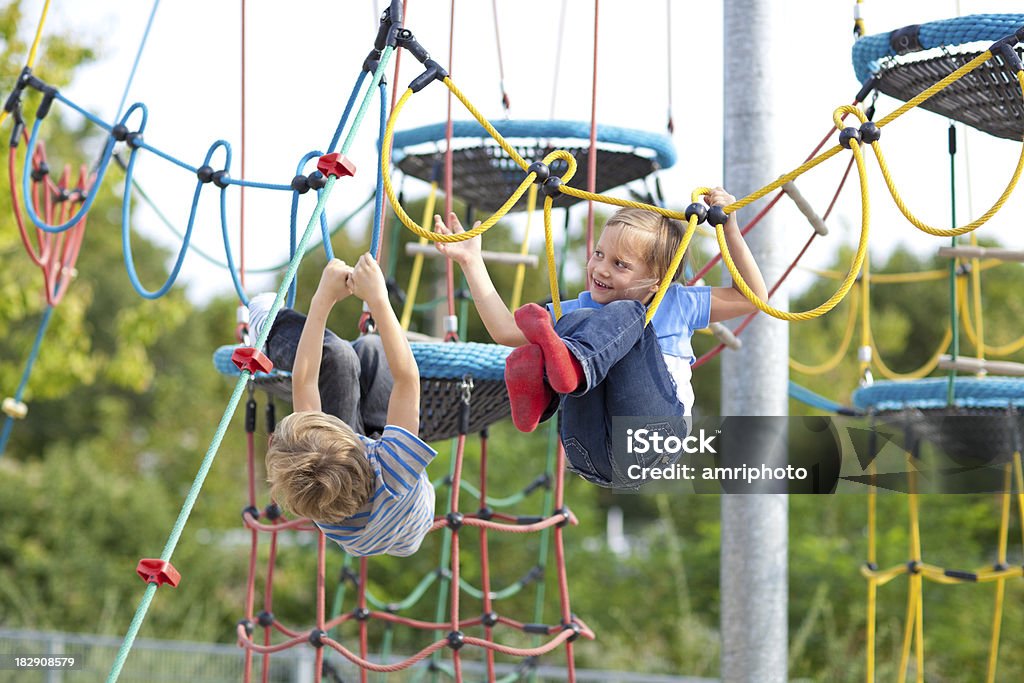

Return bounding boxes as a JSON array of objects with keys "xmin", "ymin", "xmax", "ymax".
[{"xmin": 721, "ymin": 0, "xmax": 789, "ymax": 681}]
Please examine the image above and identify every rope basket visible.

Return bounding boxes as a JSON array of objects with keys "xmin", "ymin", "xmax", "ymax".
[
  {"xmin": 853, "ymin": 14, "xmax": 1024, "ymax": 140},
  {"xmin": 393, "ymin": 119, "xmax": 676, "ymax": 211},
  {"xmin": 214, "ymin": 341, "xmax": 512, "ymax": 443},
  {"xmin": 852, "ymin": 377, "xmax": 1024, "ymax": 464}
]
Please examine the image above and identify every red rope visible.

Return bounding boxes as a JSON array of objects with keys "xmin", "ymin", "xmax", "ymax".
[
  {"xmin": 478, "ymin": 432, "xmax": 496, "ymax": 679},
  {"xmin": 8, "ymin": 134, "xmax": 90, "ymax": 306}
]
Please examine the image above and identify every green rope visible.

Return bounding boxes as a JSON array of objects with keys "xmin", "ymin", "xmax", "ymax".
[
  {"xmin": 946, "ymin": 123, "xmax": 959, "ymax": 406},
  {"xmin": 107, "ymin": 46, "xmax": 395, "ymax": 683}
]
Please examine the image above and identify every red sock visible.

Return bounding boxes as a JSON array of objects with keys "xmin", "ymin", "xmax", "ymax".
[
  {"xmin": 514, "ymin": 303, "xmax": 584, "ymax": 394},
  {"xmin": 505, "ymin": 344, "xmax": 555, "ymax": 432}
]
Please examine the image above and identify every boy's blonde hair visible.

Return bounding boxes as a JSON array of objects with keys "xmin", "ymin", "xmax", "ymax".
[
  {"xmin": 266, "ymin": 411, "xmax": 374, "ymax": 523},
  {"xmin": 603, "ymin": 208, "xmax": 688, "ymax": 285}
]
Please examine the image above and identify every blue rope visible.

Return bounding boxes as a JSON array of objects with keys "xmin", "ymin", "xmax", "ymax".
[
  {"xmin": 853, "ymin": 377, "xmax": 1024, "ymax": 412},
  {"xmin": 21, "ymin": 105, "xmax": 135, "ymax": 233},
  {"xmin": 788, "ymin": 380, "xmax": 850, "ymax": 414},
  {"xmin": 0, "ymin": 306, "xmax": 54, "ymax": 457},
  {"xmin": 135, "ymin": 140, "xmax": 197, "ymax": 174},
  {"xmin": 370, "ymin": 79, "xmax": 388, "ymax": 257},
  {"xmin": 115, "ymin": 1, "xmax": 162, "ymax": 121},
  {"xmin": 318, "ymin": 183, "xmax": 334, "ymax": 261},
  {"xmin": 393, "ymin": 119, "xmax": 677, "ymax": 170},
  {"xmin": 55, "ymin": 92, "xmax": 111, "ymax": 130},
  {"xmin": 217, "ymin": 158, "xmax": 247, "ymax": 304},
  {"xmin": 328, "ymin": 71, "xmax": 369, "ymax": 154},
  {"xmin": 121, "ymin": 139, "xmax": 237, "ymax": 300},
  {"xmin": 852, "ymin": 14, "xmax": 1024, "ymax": 84}
]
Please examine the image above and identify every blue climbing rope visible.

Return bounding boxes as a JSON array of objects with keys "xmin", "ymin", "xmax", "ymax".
[{"xmin": 0, "ymin": 306, "xmax": 54, "ymax": 457}]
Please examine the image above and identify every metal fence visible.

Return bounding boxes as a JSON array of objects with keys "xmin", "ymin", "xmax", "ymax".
[{"xmin": 0, "ymin": 629, "xmax": 716, "ymax": 683}]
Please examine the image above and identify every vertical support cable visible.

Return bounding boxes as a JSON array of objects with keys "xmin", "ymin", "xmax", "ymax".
[
  {"xmin": 946, "ymin": 124, "xmax": 959, "ymax": 405},
  {"xmin": 665, "ymin": 0, "xmax": 674, "ymax": 133},
  {"xmin": 374, "ymin": 0, "xmax": 408, "ymax": 275},
  {"xmin": 490, "ymin": 0, "xmax": 510, "ymax": 116},
  {"xmin": 444, "ymin": 0, "xmax": 458, "ymax": 324},
  {"xmin": 239, "ymin": 0, "xmax": 247, "ymax": 290},
  {"xmin": 584, "ymin": 0, "xmax": 600, "ymax": 257},
  {"xmin": 548, "ymin": 0, "xmax": 568, "ymax": 120}
]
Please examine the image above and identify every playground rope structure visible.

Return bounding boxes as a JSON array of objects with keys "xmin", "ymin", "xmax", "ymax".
[{"xmin": 4, "ymin": 2, "xmax": 1024, "ymax": 681}]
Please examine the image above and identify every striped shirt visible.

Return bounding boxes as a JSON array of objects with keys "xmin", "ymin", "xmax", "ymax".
[{"xmin": 316, "ymin": 425, "xmax": 437, "ymax": 557}]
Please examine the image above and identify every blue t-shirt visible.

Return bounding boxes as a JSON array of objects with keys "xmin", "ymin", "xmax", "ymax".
[
  {"xmin": 552, "ymin": 284, "xmax": 712, "ymax": 361},
  {"xmin": 316, "ymin": 425, "xmax": 437, "ymax": 557}
]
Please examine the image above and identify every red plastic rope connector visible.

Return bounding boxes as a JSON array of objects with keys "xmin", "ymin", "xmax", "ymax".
[
  {"xmin": 232, "ymin": 347, "xmax": 274, "ymax": 374},
  {"xmin": 317, "ymin": 152, "xmax": 357, "ymax": 179},
  {"xmin": 136, "ymin": 559, "xmax": 181, "ymax": 587}
]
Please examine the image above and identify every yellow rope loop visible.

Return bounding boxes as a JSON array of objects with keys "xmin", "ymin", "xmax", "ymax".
[
  {"xmin": 789, "ymin": 283, "xmax": 860, "ymax": 375},
  {"xmin": 399, "ymin": 181, "xmax": 439, "ymax": 330},
  {"xmin": 541, "ymin": 148, "xmax": 578, "ymax": 184},
  {"xmin": 870, "ymin": 324, "xmax": 952, "ymax": 380},
  {"xmin": 958, "ymin": 277, "xmax": 1024, "ymax": 357},
  {"xmin": 832, "ymin": 104, "xmax": 867, "ymax": 130},
  {"xmin": 381, "ymin": 86, "xmax": 535, "ymax": 241},
  {"xmin": 870, "ymin": 122, "xmax": 1024, "ymax": 238},
  {"xmin": 717, "ymin": 140, "xmax": 872, "ymax": 321}
]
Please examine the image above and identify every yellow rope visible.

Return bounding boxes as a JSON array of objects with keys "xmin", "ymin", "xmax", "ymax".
[
  {"xmin": 380, "ymin": 47, "xmax": 1023, "ymax": 327},
  {"xmin": 399, "ymin": 182, "xmax": 439, "ymax": 330},
  {"xmin": 789, "ymin": 282, "xmax": 859, "ymax": 375},
  {"xmin": 0, "ymin": 0, "xmax": 52, "ymax": 130},
  {"xmin": 872, "ymin": 67, "xmax": 1024, "ymax": 238},
  {"xmin": 869, "ymin": 324, "xmax": 952, "ymax": 380},
  {"xmin": 544, "ymin": 195, "xmax": 562, "ymax": 320},
  {"xmin": 986, "ymin": 461, "xmax": 1013, "ymax": 683},
  {"xmin": 510, "ymin": 184, "xmax": 538, "ymax": 310},
  {"xmin": 807, "ymin": 259, "xmax": 1001, "ymax": 283},
  {"xmin": 969, "ymin": 233, "xmax": 987, "ymax": 361},
  {"xmin": 958, "ymin": 278, "xmax": 1024, "ymax": 356}
]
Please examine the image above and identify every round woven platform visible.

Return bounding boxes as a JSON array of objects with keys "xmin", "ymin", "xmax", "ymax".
[
  {"xmin": 852, "ymin": 377, "xmax": 1024, "ymax": 463},
  {"xmin": 852, "ymin": 14, "xmax": 1024, "ymax": 141},
  {"xmin": 214, "ymin": 341, "xmax": 512, "ymax": 443},
  {"xmin": 392, "ymin": 119, "xmax": 676, "ymax": 211}
]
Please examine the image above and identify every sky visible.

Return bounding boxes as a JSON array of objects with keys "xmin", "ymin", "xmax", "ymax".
[{"xmin": 18, "ymin": 0, "xmax": 1024, "ymax": 304}]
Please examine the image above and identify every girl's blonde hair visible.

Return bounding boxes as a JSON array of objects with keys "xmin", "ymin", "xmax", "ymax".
[
  {"xmin": 602, "ymin": 208, "xmax": 688, "ymax": 286},
  {"xmin": 266, "ymin": 411, "xmax": 374, "ymax": 523}
]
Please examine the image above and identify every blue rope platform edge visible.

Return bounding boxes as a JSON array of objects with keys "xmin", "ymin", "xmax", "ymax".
[
  {"xmin": 852, "ymin": 376, "xmax": 1024, "ymax": 412},
  {"xmin": 852, "ymin": 13, "xmax": 1024, "ymax": 84},
  {"xmin": 214, "ymin": 341, "xmax": 512, "ymax": 383},
  {"xmin": 392, "ymin": 119, "xmax": 677, "ymax": 171}
]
